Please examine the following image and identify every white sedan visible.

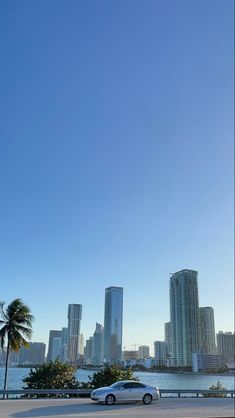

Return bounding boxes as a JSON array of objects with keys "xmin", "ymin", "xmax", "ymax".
[{"xmin": 91, "ymin": 380, "xmax": 160, "ymax": 405}]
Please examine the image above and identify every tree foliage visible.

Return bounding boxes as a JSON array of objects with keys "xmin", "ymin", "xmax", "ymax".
[
  {"xmin": 81, "ymin": 366, "xmax": 138, "ymax": 389},
  {"xmin": 0, "ymin": 298, "xmax": 33, "ymax": 395},
  {"xmin": 23, "ymin": 360, "xmax": 80, "ymax": 391}
]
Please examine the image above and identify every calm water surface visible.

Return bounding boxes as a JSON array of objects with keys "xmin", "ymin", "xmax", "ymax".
[{"xmin": 0, "ymin": 368, "xmax": 234, "ymax": 391}]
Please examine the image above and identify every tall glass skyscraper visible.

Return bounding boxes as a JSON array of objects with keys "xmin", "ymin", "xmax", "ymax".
[
  {"xmin": 103, "ymin": 286, "xmax": 123, "ymax": 365},
  {"xmin": 199, "ymin": 307, "xmax": 216, "ymax": 354},
  {"xmin": 67, "ymin": 304, "xmax": 82, "ymax": 365},
  {"xmin": 170, "ymin": 270, "xmax": 201, "ymax": 366}
]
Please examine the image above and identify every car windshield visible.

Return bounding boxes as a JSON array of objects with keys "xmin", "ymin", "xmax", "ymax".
[{"xmin": 109, "ymin": 382, "xmax": 124, "ymax": 388}]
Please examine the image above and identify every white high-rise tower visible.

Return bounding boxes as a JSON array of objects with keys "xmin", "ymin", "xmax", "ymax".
[
  {"xmin": 170, "ymin": 269, "xmax": 201, "ymax": 366},
  {"xmin": 67, "ymin": 304, "xmax": 82, "ymax": 365}
]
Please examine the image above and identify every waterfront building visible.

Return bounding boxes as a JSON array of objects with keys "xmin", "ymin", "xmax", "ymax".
[
  {"xmin": 67, "ymin": 304, "xmax": 82, "ymax": 365},
  {"xmin": 47, "ymin": 330, "xmax": 62, "ymax": 362},
  {"xmin": 192, "ymin": 350, "xmax": 225, "ymax": 372},
  {"xmin": 19, "ymin": 342, "xmax": 46, "ymax": 365},
  {"xmin": 84, "ymin": 336, "xmax": 93, "ymax": 365},
  {"xmin": 79, "ymin": 333, "xmax": 84, "ymax": 356},
  {"xmin": 154, "ymin": 341, "xmax": 168, "ymax": 366},
  {"xmin": 138, "ymin": 345, "xmax": 150, "ymax": 359},
  {"xmin": 164, "ymin": 322, "xmax": 172, "ymax": 358},
  {"xmin": 92, "ymin": 323, "xmax": 103, "ymax": 366},
  {"xmin": 170, "ymin": 269, "xmax": 201, "ymax": 367},
  {"xmin": 51, "ymin": 336, "xmax": 62, "ymax": 361},
  {"xmin": 199, "ymin": 307, "xmax": 216, "ymax": 354},
  {"xmin": 103, "ymin": 286, "xmax": 123, "ymax": 365},
  {"xmin": 216, "ymin": 331, "xmax": 235, "ymax": 364},
  {"xmin": 60, "ymin": 327, "xmax": 68, "ymax": 363}
]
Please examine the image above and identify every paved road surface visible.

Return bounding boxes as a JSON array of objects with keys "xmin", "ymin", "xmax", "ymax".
[{"xmin": 0, "ymin": 398, "xmax": 234, "ymax": 418}]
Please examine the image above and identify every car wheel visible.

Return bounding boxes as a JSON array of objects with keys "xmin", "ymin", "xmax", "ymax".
[
  {"xmin": 143, "ymin": 393, "xmax": 152, "ymax": 405},
  {"xmin": 105, "ymin": 394, "xmax": 115, "ymax": 405}
]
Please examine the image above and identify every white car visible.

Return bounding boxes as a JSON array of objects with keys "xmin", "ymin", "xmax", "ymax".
[{"xmin": 91, "ymin": 380, "xmax": 160, "ymax": 405}]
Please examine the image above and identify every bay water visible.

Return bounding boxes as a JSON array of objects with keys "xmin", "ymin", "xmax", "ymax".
[{"xmin": 0, "ymin": 368, "xmax": 234, "ymax": 391}]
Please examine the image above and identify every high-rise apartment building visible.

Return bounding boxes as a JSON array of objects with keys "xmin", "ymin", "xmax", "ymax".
[
  {"xmin": 84, "ymin": 336, "xmax": 93, "ymax": 365},
  {"xmin": 103, "ymin": 286, "xmax": 123, "ymax": 365},
  {"xmin": 47, "ymin": 330, "xmax": 62, "ymax": 362},
  {"xmin": 164, "ymin": 322, "xmax": 172, "ymax": 357},
  {"xmin": 61, "ymin": 327, "xmax": 68, "ymax": 363},
  {"xmin": 51, "ymin": 337, "xmax": 62, "ymax": 361},
  {"xmin": 199, "ymin": 307, "xmax": 216, "ymax": 354},
  {"xmin": 216, "ymin": 331, "xmax": 235, "ymax": 364},
  {"xmin": 138, "ymin": 345, "xmax": 150, "ymax": 359},
  {"xmin": 154, "ymin": 341, "xmax": 168, "ymax": 366},
  {"xmin": 67, "ymin": 304, "xmax": 82, "ymax": 365},
  {"xmin": 170, "ymin": 269, "xmax": 201, "ymax": 367},
  {"xmin": 92, "ymin": 323, "xmax": 104, "ymax": 366}
]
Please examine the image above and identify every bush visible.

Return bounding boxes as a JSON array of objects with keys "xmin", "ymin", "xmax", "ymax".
[
  {"xmin": 23, "ymin": 360, "xmax": 80, "ymax": 397},
  {"xmin": 203, "ymin": 381, "xmax": 227, "ymax": 398},
  {"xmin": 80, "ymin": 366, "xmax": 138, "ymax": 389}
]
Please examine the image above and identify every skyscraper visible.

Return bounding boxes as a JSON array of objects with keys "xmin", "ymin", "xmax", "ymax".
[
  {"xmin": 103, "ymin": 286, "xmax": 123, "ymax": 365},
  {"xmin": 170, "ymin": 269, "xmax": 201, "ymax": 367},
  {"xmin": 92, "ymin": 323, "xmax": 104, "ymax": 366},
  {"xmin": 67, "ymin": 304, "xmax": 82, "ymax": 365},
  {"xmin": 47, "ymin": 330, "xmax": 62, "ymax": 362},
  {"xmin": 154, "ymin": 341, "xmax": 167, "ymax": 366},
  {"xmin": 164, "ymin": 322, "xmax": 172, "ymax": 358},
  {"xmin": 60, "ymin": 327, "xmax": 68, "ymax": 363},
  {"xmin": 199, "ymin": 307, "xmax": 216, "ymax": 354}
]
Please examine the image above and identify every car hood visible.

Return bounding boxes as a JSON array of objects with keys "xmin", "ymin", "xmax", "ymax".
[{"xmin": 92, "ymin": 386, "xmax": 110, "ymax": 393}]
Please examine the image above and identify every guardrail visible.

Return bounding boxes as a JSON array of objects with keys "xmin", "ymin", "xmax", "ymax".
[
  {"xmin": 0, "ymin": 388, "xmax": 234, "ymax": 399},
  {"xmin": 159, "ymin": 389, "xmax": 234, "ymax": 398}
]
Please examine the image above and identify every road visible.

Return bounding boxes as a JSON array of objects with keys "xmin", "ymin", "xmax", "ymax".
[{"xmin": 0, "ymin": 398, "xmax": 234, "ymax": 418}]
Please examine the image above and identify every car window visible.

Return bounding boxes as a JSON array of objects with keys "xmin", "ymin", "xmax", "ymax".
[
  {"xmin": 131, "ymin": 382, "xmax": 145, "ymax": 388},
  {"xmin": 110, "ymin": 382, "xmax": 123, "ymax": 388},
  {"xmin": 122, "ymin": 382, "xmax": 138, "ymax": 389}
]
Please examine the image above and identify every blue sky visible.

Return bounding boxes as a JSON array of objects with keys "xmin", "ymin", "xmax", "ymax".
[{"xmin": 0, "ymin": 0, "xmax": 234, "ymax": 353}]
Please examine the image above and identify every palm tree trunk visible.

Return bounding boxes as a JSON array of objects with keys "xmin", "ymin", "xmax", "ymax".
[{"xmin": 3, "ymin": 340, "xmax": 10, "ymax": 399}]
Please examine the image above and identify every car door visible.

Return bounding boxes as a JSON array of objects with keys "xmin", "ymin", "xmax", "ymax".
[
  {"xmin": 117, "ymin": 382, "xmax": 136, "ymax": 401},
  {"xmin": 130, "ymin": 382, "xmax": 146, "ymax": 400}
]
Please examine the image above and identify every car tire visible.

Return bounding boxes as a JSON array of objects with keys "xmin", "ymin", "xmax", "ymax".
[
  {"xmin": 143, "ymin": 393, "xmax": 152, "ymax": 405},
  {"xmin": 105, "ymin": 394, "xmax": 115, "ymax": 405}
]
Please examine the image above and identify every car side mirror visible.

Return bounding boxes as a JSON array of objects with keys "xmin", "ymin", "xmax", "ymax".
[{"xmin": 119, "ymin": 387, "xmax": 124, "ymax": 390}]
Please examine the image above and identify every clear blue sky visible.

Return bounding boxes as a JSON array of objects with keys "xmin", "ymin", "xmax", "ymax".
[{"xmin": 0, "ymin": 0, "xmax": 234, "ymax": 353}]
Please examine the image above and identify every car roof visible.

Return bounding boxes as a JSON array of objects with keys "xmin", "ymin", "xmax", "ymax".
[{"xmin": 115, "ymin": 380, "xmax": 144, "ymax": 384}]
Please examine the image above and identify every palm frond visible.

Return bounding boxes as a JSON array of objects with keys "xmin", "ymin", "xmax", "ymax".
[{"xmin": 15, "ymin": 324, "xmax": 32, "ymax": 339}]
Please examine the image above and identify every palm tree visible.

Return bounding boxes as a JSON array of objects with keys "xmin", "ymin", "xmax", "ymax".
[{"xmin": 0, "ymin": 298, "xmax": 33, "ymax": 398}]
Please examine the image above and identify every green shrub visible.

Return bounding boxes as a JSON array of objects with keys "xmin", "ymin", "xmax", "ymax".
[
  {"xmin": 80, "ymin": 366, "xmax": 138, "ymax": 389},
  {"xmin": 23, "ymin": 360, "xmax": 80, "ymax": 397}
]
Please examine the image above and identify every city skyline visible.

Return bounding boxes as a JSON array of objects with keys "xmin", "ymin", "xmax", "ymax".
[
  {"xmin": 3, "ymin": 269, "xmax": 231, "ymax": 358},
  {"xmin": 0, "ymin": 0, "xmax": 233, "ymax": 351},
  {"xmin": 1, "ymin": 277, "xmax": 234, "ymax": 368}
]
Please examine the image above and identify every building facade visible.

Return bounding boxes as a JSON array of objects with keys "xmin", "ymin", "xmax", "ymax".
[
  {"xmin": 47, "ymin": 330, "xmax": 62, "ymax": 362},
  {"xmin": 164, "ymin": 322, "xmax": 172, "ymax": 358},
  {"xmin": 60, "ymin": 327, "xmax": 68, "ymax": 363},
  {"xmin": 199, "ymin": 307, "xmax": 216, "ymax": 354},
  {"xmin": 103, "ymin": 286, "xmax": 123, "ymax": 365},
  {"xmin": 67, "ymin": 304, "xmax": 82, "ymax": 365},
  {"xmin": 19, "ymin": 342, "xmax": 46, "ymax": 365},
  {"xmin": 138, "ymin": 345, "xmax": 150, "ymax": 359},
  {"xmin": 216, "ymin": 331, "xmax": 235, "ymax": 364},
  {"xmin": 170, "ymin": 269, "xmax": 201, "ymax": 367},
  {"xmin": 154, "ymin": 341, "xmax": 168, "ymax": 366},
  {"xmin": 92, "ymin": 323, "xmax": 103, "ymax": 366}
]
